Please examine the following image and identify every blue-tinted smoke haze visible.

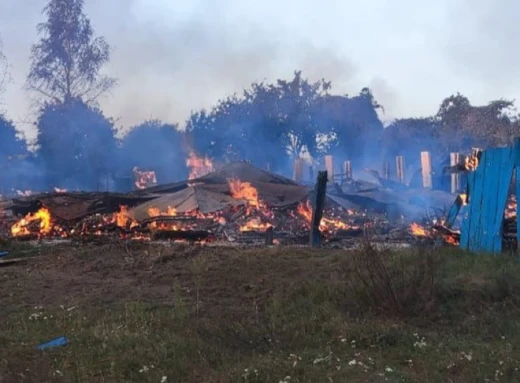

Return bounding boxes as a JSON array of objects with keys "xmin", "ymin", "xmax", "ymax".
[{"xmin": 0, "ymin": 0, "xmax": 517, "ymax": 144}]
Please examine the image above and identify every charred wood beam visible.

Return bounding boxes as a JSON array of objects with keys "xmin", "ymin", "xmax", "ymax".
[
  {"xmin": 151, "ymin": 230, "xmax": 213, "ymax": 242},
  {"xmin": 310, "ymin": 171, "xmax": 328, "ymax": 247}
]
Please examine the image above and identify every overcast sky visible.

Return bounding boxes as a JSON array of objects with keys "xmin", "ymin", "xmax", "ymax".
[{"xmin": 0, "ymin": 0, "xmax": 517, "ymax": 142}]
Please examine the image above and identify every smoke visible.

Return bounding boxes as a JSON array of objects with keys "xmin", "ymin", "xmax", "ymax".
[
  {"xmin": 0, "ymin": 0, "xmax": 403, "ymax": 141},
  {"xmin": 442, "ymin": 0, "xmax": 520, "ymax": 102}
]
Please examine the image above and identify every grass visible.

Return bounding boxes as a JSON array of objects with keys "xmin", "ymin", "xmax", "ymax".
[{"xmin": 1, "ymin": 243, "xmax": 520, "ymax": 382}]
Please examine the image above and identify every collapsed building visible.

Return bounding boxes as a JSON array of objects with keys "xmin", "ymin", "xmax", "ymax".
[{"xmin": 0, "ymin": 161, "xmax": 459, "ymax": 247}]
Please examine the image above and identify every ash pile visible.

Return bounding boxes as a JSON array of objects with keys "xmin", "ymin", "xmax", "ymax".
[{"xmin": 0, "ymin": 162, "xmax": 457, "ymax": 247}]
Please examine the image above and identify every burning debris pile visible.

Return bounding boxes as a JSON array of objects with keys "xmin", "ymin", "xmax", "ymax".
[{"xmin": 0, "ymin": 162, "xmax": 462, "ymax": 247}]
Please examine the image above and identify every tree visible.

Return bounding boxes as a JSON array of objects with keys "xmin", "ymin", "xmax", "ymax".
[
  {"xmin": 313, "ymin": 88, "xmax": 384, "ymax": 165},
  {"xmin": 0, "ymin": 115, "xmax": 32, "ymax": 193},
  {"xmin": 0, "ymin": 37, "xmax": 11, "ymax": 104},
  {"xmin": 435, "ymin": 93, "xmax": 516, "ymax": 153},
  {"xmin": 381, "ymin": 117, "xmax": 440, "ymax": 161},
  {"xmin": 185, "ymin": 71, "xmax": 329, "ymax": 173},
  {"xmin": 36, "ymin": 99, "xmax": 117, "ymax": 190},
  {"xmin": 118, "ymin": 120, "xmax": 188, "ymax": 184},
  {"xmin": 27, "ymin": 0, "xmax": 115, "ymax": 104}
]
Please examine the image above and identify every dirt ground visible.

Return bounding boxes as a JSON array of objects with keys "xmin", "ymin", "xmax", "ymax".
[{"xmin": 0, "ymin": 241, "xmax": 345, "ymax": 315}]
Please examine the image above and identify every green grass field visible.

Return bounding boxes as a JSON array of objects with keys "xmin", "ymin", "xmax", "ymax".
[{"xmin": 1, "ymin": 241, "xmax": 519, "ymax": 382}]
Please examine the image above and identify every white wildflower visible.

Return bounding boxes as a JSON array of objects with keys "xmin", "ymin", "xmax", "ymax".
[
  {"xmin": 139, "ymin": 366, "xmax": 149, "ymax": 373},
  {"xmin": 460, "ymin": 352, "xmax": 472, "ymax": 361},
  {"xmin": 279, "ymin": 376, "xmax": 291, "ymax": 383},
  {"xmin": 385, "ymin": 367, "xmax": 393, "ymax": 373},
  {"xmin": 348, "ymin": 359, "xmax": 357, "ymax": 366},
  {"xmin": 160, "ymin": 376, "xmax": 167, "ymax": 383}
]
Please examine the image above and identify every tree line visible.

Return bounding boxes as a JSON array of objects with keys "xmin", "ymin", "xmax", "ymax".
[{"xmin": 1, "ymin": 0, "xmax": 519, "ymax": 193}]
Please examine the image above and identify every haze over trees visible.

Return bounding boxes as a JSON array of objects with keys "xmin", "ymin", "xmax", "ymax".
[{"xmin": 0, "ymin": 0, "xmax": 520, "ymax": 193}]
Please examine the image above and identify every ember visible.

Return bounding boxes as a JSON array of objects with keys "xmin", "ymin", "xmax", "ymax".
[
  {"xmin": 133, "ymin": 167, "xmax": 157, "ymax": 189},
  {"xmin": 409, "ymin": 222, "xmax": 430, "ymax": 237}
]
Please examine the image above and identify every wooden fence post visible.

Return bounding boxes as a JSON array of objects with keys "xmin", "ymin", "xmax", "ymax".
[
  {"xmin": 325, "ymin": 155, "xmax": 334, "ymax": 182},
  {"xmin": 450, "ymin": 152, "xmax": 461, "ymax": 193},
  {"xmin": 396, "ymin": 156, "xmax": 405, "ymax": 183},
  {"xmin": 382, "ymin": 161, "xmax": 389, "ymax": 179},
  {"xmin": 420, "ymin": 151, "xmax": 433, "ymax": 188},
  {"xmin": 344, "ymin": 161, "xmax": 352, "ymax": 180},
  {"xmin": 310, "ymin": 171, "xmax": 328, "ymax": 247},
  {"xmin": 293, "ymin": 158, "xmax": 304, "ymax": 183}
]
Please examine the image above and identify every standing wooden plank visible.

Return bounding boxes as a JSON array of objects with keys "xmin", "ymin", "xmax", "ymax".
[
  {"xmin": 324, "ymin": 156, "xmax": 334, "ymax": 182},
  {"xmin": 466, "ymin": 150, "xmax": 487, "ymax": 252},
  {"xmin": 309, "ymin": 165, "xmax": 314, "ymax": 183},
  {"xmin": 382, "ymin": 161, "xmax": 389, "ymax": 180},
  {"xmin": 310, "ymin": 171, "xmax": 328, "ymax": 247},
  {"xmin": 396, "ymin": 156, "xmax": 405, "ymax": 183},
  {"xmin": 420, "ymin": 151, "xmax": 433, "ymax": 188},
  {"xmin": 445, "ymin": 194, "xmax": 465, "ymax": 228},
  {"xmin": 460, "ymin": 157, "xmax": 481, "ymax": 250},
  {"xmin": 293, "ymin": 158, "xmax": 304, "ymax": 183},
  {"xmin": 344, "ymin": 161, "xmax": 352, "ymax": 180},
  {"xmin": 478, "ymin": 149, "xmax": 498, "ymax": 253},
  {"xmin": 515, "ymin": 138, "xmax": 520, "ymax": 254},
  {"xmin": 450, "ymin": 153, "xmax": 461, "ymax": 193},
  {"xmin": 490, "ymin": 148, "xmax": 515, "ymax": 253}
]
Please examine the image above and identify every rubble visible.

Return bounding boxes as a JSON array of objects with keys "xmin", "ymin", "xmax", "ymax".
[{"xmin": 0, "ymin": 162, "xmax": 462, "ymax": 247}]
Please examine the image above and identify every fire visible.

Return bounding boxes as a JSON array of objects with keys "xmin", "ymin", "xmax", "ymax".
[
  {"xmin": 459, "ymin": 193, "xmax": 468, "ymax": 205},
  {"xmin": 186, "ymin": 152, "xmax": 213, "ymax": 180},
  {"xmin": 409, "ymin": 223, "xmax": 430, "ymax": 237},
  {"xmin": 296, "ymin": 201, "xmax": 353, "ymax": 231},
  {"xmin": 463, "ymin": 151, "xmax": 480, "ymax": 171},
  {"xmin": 54, "ymin": 187, "xmax": 67, "ymax": 193},
  {"xmin": 239, "ymin": 217, "xmax": 272, "ymax": 232},
  {"xmin": 505, "ymin": 195, "xmax": 517, "ymax": 219},
  {"xmin": 297, "ymin": 201, "xmax": 312, "ymax": 222},
  {"xmin": 111, "ymin": 205, "xmax": 138, "ymax": 229},
  {"xmin": 133, "ymin": 167, "xmax": 157, "ymax": 190},
  {"xmin": 147, "ymin": 206, "xmax": 177, "ymax": 217},
  {"xmin": 444, "ymin": 235, "xmax": 458, "ymax": 246},
  {"xmin": 11, "ymin": 207, "xmax": 52, "ymax": 237},
  {"xmin": 228, "ymin": 178, "xmax": 263, "ymax": 208}
]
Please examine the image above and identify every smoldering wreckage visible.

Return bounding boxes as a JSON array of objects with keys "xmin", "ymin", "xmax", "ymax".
[{"xmin": 1, "ymin": 148, "xmax": 511, "ymax": 253}]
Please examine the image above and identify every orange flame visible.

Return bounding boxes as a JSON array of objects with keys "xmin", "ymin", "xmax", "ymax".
[
  {"xmin": 147, "ymin": 206, "xmax": 178, "ymax": 217},
  {"xmin": 464, "ymin": 151, "xmax": 480, "ymax": 171},
  {"xmin": 186, "ymin": 152, "xmax": 213, "ymax": 180},
  {"xmin": 409, "ymin": 223, "xmax": 430, "ymax": 237},
  {"xmin": 11, "ymin": 207, "xmax": 52, "ymax": 237},
  {"xmin": 111, "ymin": 205, "xmax": 138, "ymax": 229},
  {"xmin": 296, "ymin": 201, "xmax": 354, "ymax": 231},
  {"xmin": 239, "ymin": 217, "xmax": 273, "ymax": 232},
  {"xmin": 54, "ymin": 187, "xmax": 67, "ymax": 193},
  {"xmin": 228, "ymin": 178, "xmax": 263, "ymax": 208}
]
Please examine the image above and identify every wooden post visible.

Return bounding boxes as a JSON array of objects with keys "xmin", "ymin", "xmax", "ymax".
[
  {"xmin": 382, "ymin": 161, "xmax": 389, "ymax": 179},
  {"xmin": 293, "ymin": 158, "xmax": 304, "ymax": 183},
  {"xmin": 344, "ymin": 161, "xmax": 352, "ymax": 180},
  {"xmin": 420, "ymin": 151, "xmax": 433, "ymax": 188},
  {"xmin": 265, "ymin": 227, "xmax": 274, "ymax": 245},
  {"xmin": 396, "ymin": 156, "xmax": 405, "ymax": 183},
  {"xmin": 450, "ymin": 152, "xmax": 461, "ymax": 193},
  {"xmin": 310, "ymin": 171, "xmax": 328, "ymax": 247},
  {"xmin": 309, "ymin": 165, "xmax": 314, "ymax": 183},
  {"xmin": 324, "ymin": 155, "xmax": 334, "ymax": 182}
]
